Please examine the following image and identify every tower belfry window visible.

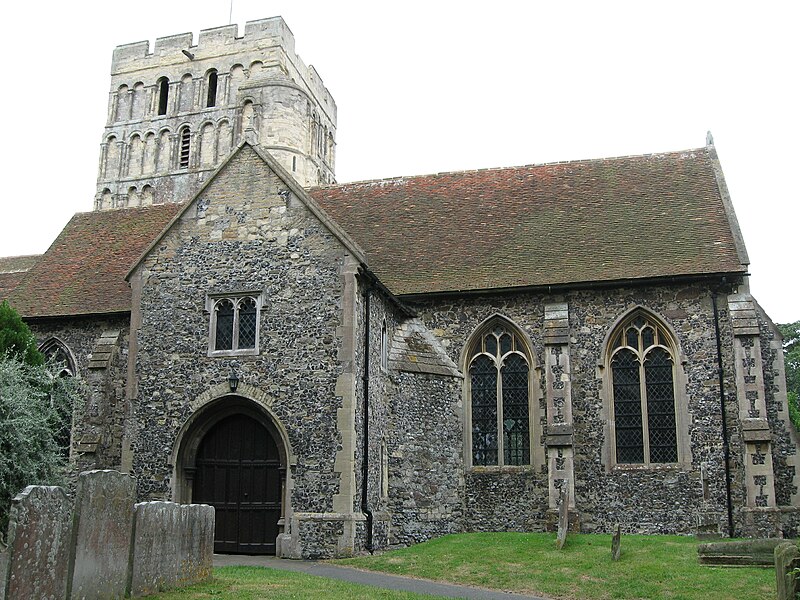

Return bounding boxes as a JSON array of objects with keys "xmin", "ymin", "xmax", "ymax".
[
  {"xmin": 179, "ymin": 127, "xmax": 191, "ymax": 169},
  {"xmin": 206, "ymin": 71, "xmax": 218, "ymax": 107},
  {"xmin": 157, "ymin": 77, "xmax": 170, "ymax": 116}
]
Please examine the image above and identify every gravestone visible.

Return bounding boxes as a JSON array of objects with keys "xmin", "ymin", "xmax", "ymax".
[
  {"xmin": 67, "ymin": 470, "xmax": 136, "ymax": 600},
  {"xmin": 555, "ymin": 484, "xmax": 570, "ymax": 550},
  {"xmin": 129, "ymin": 501, "xmax": 182, "ymax": 597},
  {"xmin": 611, "ymin": 523, "xmax": 621, "ymax": 561},
  {"xmin": 775, "ymin": 542, "xmax": 800, "ymax": 600},
  {"xmin": 179, "ymin": 504, "xmax": 215, "ymax": 584},
  {"xmin": 1, "ymin": 486, "xmax": 72, "ymax": 600}
]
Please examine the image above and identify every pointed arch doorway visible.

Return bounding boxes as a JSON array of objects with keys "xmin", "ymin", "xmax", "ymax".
[{"xmin": 175, "ymin": 397, "xmax": 287, "ymax": 555}]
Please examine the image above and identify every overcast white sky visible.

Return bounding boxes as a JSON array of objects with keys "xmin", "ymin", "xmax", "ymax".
[{"xmin": 0, "ymin": 1, "xmax": 796, "ymax": 322}]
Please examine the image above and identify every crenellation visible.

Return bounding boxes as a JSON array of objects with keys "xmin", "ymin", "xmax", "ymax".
[{"xmin": 99, "ymin": 16, "xmax": 336, "ymax": 210}]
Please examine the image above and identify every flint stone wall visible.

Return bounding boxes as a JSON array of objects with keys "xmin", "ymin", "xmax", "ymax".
[
  {"xmin": 410, "ymin": 282, "xmax": 742, "ymax": 536},
  {"xmin": 1, "ymin": 486, "xmax": 71, "ymax": 600},
  {"xmin": 29, "ymin": 315, "xmax": 130, "ymax": 475}
]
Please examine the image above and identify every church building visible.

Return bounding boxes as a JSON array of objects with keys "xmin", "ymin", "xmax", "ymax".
[{"xmin": 0, "ymin": 17, "xmax": 797, "ymax": 558}]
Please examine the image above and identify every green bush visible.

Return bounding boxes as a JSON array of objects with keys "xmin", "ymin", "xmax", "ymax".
[
  {"xmin": 0, "ymin": 300, "xmax": 43, "ymax": 366},
  {"xmin": 0, "ymin": 354, "xmax": 78, "ymax": 541}
]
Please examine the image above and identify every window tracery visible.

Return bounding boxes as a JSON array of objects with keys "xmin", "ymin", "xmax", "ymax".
[
  {"xmin": 467, "ymin": 321, "xmax": 531, "ymax": 467},
  {"xmin": 208, "ymin": 295, "xmax": 262, "ymax": 356},
  {"xmin": 608, "ymin": 311, "xmax": 679, "ymax": 464}
]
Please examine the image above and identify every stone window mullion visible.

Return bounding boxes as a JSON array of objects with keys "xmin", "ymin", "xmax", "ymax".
[
  {"xmin": 495, "ymin": 355, "xmax": 504, "ymax": 464},
  {"xmin": 638, "ymin": 352, "xmax": 651, "ymax": 464},
  {"xmin": 231, "ymin": 299, "xmax": 241, "ymax": 351}
]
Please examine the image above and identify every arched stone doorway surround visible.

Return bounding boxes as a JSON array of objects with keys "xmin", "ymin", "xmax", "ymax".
[{"xmin": 171, "ymin": 383, "xmax": 296, "ymax": 555}]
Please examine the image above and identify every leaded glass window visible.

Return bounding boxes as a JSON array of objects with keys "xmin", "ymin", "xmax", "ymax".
[
  {"xmin": 468, "ymin": 322, "xmax": 531, "ymax": 467},
  {"xmin": 609, "ymin": 312, "xmax": 678, "ymax": 464},
  {"xmin": 209, "ymin": 294, "xmax": 262, "ymax": 355}
]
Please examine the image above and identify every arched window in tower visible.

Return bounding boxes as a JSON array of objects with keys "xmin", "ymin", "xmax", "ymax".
[
  {"xmin": 128, "ymin": 134, "xmax": 144, "ymax": 177},
  {"xmin": 143, "ymin": 132, "xmax": 157, "ymax": 174},
  {"xmin": 200, "ymin": 122, "xmax": 215, "ymax": 166},
  {"xmin": 608, "ymin": 310, "xmax": 679, "ymax": 465},
  {"xmin": 157, "ymin": 77, "xmax": 170, "ymax": 116},
  {"xmin": 217, "ymin": 120, "xmax": 232, "ymax": 158},
  {"xmin": 206, "ymin": 70, "xmax": 218, "ymax": 107},
  {"xmin": 179, "ymin": 73, "xmax": 194, "ymax": 113},
  {"xmin": 242, "ymin": 101, "xmax": 255, "ymax": 131},
  {"xmin": 179, "ymin": 126, "xmax": 191, "ymax": 169},
  {"xmin": 466, "ymin": 319, "xmax": 532, "ymax": 466},
  {"xmin": 156, "ymin": 129, "xmax": 171, "ymax": 173},
  {"xmin": 131, "ymin": 82, "xmax": 147, "ymax": 119},
  {"xmin": 104, "ymin": 136, "xmax": 120, "ymax": 180}
]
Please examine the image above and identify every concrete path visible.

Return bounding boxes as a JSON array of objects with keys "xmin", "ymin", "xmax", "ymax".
[{"xmin": 213, "ymin": 554, "xmax": 551, "ymax": 599}]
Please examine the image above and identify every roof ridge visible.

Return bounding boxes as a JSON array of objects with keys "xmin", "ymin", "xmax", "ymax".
[{"xmin": 312, "ymin": 146, "xmax": 708, "ymax": 190}]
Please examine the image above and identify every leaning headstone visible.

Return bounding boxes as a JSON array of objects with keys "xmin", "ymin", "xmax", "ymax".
[
  {"xmin": 67, "ymin": 470, "xmax": 136, "ymax": 600},
  {"xmin": 129, "ymin": 501, "xmax": 182, "ymax": 597},
  {"xmin": 555, "ymin": 484, "xmax": 570, "ymax": 550},
  {"xmin": 178, "ymin": 504, "xmax": 215, "ymax": 585},
  {"xmin": 1, "ymin": 486, "xmax": 72, "ymax": 600},
  {"xmin": 611, "ymin": 524, "xmax": 621, "ymax": 561},
  {"xmin": 775, "ymin": 542, "xmax": 800, "ymax": 600}
]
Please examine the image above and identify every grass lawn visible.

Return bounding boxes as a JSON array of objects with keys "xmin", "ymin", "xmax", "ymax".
[
  {"xmin": 144, "ymin": 565, "xmax": 437, "ymax": 599},
  {"xmin": 144, "ymin": 533, "xmax": 776, "ymax": 600},
  {"xmin": 338, "ymin": 532, "xmax": 775, "ymax": 600}
]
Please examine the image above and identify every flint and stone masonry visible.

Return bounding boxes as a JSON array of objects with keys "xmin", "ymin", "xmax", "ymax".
[{"xmin": 2, "ymin": 16, "xmax": 798, "ymax": 560}]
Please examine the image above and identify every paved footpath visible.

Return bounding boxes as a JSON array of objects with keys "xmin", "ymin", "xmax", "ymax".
[{"xmin": 213, "ymin": 554, "xmax": 551, "ymax": 600}]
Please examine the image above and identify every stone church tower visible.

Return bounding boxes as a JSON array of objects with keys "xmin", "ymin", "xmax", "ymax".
[{"xmin": 95, "ymin": 17, "xmax": 337, "ymax": 210}]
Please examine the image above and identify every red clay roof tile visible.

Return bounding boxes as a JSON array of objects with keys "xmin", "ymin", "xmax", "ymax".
[
  {"xmin": 312, "ymin": 147, "xmax": 747, "ymax": 295},
  {"xmin": 8, "ymin": 204, "xmax": 181, "ymax": 318}
]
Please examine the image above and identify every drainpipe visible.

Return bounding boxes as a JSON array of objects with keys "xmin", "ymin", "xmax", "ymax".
[
  {"xmin": 361, "ymin": 279, "xmax": 374, "ymax": 553},
  {"xmin": 711, "ymin": 291, "xmax": 735, "ymax": 538}
]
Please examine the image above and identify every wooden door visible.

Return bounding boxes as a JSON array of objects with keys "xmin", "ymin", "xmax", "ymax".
[{"xmin": 194, "ymin": 414, "xmax": 282, "ymax": 554}]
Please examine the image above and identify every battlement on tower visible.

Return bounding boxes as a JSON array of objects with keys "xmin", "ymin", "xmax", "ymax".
[
  {"xmin": 110, "ymin": 17, "xmax": 333, "ymax": 111},
  {"xmin": 96, "ymin": 16, "xmax": 337, "ymax": 211}
]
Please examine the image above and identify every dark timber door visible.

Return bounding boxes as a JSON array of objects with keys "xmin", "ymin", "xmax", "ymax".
[{"xmin": 194, "ymin": 414, "xmax": 282, "ymax": 554}]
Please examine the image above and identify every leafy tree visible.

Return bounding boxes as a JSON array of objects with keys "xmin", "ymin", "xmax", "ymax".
[
  {"xmin": 0, "ymin": 300, "xmax": 43, "ymax": 366},
  {"xmin": 779, "ymin": 321, "xmax": 800, "ymax": 431},
  {"xmin": 0, "ymin": 355, "xmax": 77, "ymax": 542}
]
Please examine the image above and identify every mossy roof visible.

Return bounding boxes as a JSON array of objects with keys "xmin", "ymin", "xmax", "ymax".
[
  {"xmin": 312, "ymin": 147, "xmax": 747, "ymax": 296},
  {"xmin": 8, "ymin": 204, "xmax": 180, "ymax": 317}
]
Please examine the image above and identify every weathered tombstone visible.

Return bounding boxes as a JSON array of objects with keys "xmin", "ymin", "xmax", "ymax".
[
  {"xmin": 775, "ymin": 542, "xmax": 800, "ymax": 600},
  {"xmin": 67, "ymin": 470, "xmax": 136, "ymax": 600},
  {"xmin": 178, "ymin": 504, "xmax": 215, "ymax": 585},
  {"xmin": 698, "ymin": 538, "xmax": 789, "ymax": 566},
  {"xmin": 611, "ymin": 523, "xmax": 621, "ymax": 561},
  {"xmin": 555, "ymin": 484, "xmax": 570, "ymax": 550},
  {"xmin": 129, "ymin": 501, "xmax": 182, "ymax": 597},
  {"xmin": 1, "ymin": 486, "xmax": 72, "ymax": 600}
]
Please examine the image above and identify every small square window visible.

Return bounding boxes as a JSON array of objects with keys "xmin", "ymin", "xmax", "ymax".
[{"xmin": 207, "ymin": 294, "xmax": 263, "ymax": 356}]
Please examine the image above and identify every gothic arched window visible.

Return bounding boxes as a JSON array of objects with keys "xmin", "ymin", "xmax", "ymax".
[
  {"xmin": 39, "ymin": 338, "xmax": 76, "ymax": 456},
  {"xmin": 608, "ymin": 311, "xmax": 679, "ymax": 464},
  {"xmin": 208, "ymin": 295, "xmax": 262, "ymax": 356},
  {"xmin": 467, "ymin": 321, "xmax": 531, "ymax": 467}
]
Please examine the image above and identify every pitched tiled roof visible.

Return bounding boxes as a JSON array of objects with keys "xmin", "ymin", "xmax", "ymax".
[
  {"xmin": 312, "ymin": 147, "xmax": 747, "ymax": 296},
  {"xmin": 0, "ymin": 255, "xmax": 41, "ymax": 301},
  {"xmin": 8, "ymin": 205, "xmax": 181, "ymax": 318}
]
